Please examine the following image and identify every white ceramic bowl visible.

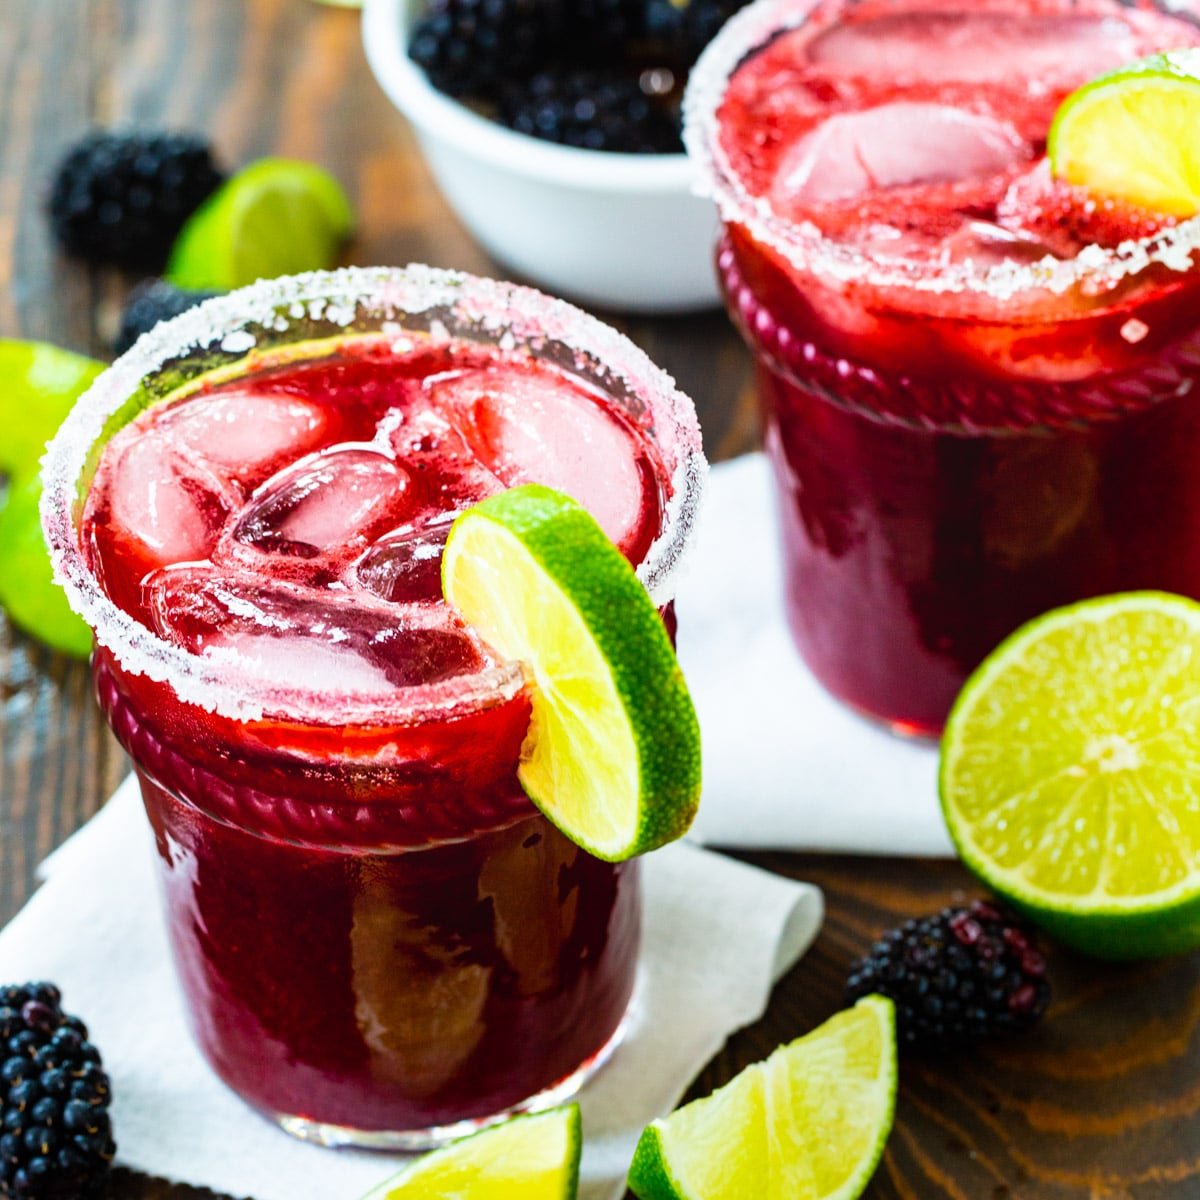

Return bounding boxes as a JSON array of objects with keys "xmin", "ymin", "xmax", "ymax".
[{"xmin": 362, "ymin": 0, "xmax": 721, "ymax": 313}]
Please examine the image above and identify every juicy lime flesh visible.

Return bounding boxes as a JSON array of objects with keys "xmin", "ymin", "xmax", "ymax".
[
  {"xmin": 167, "ymin": 158, "xmax": 353, "ymax": 290},
  {"xmin": 1050, "ymin": 54, "xmax": 1200, "ymax": 215},
  {"xmin": 364, "ymin": 1105, "xmax": 580, "ymax": 1200},
  {"xmin": 442, "ymin": 485, "xmax": 701, "ymax": 862},
  {"xmin": 444, "ymin": 515, "xmax": 636, "ymax": 851},
  {"xmin": 942, "ymin": 594, "xmax": 1200, "ymax": 915},
  {"xmin": 631, "ymin": 997, "xmax": 896, "ymax": 1200}
]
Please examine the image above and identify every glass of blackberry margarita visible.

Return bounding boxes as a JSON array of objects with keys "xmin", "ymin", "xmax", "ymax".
[
  {"xmin": 41, "ymin": 267, "xmax": 705, "ymax": 1148},
  {"xmin": 686, "ymin": 0, "xmax": 1200, "ymax": 735}
]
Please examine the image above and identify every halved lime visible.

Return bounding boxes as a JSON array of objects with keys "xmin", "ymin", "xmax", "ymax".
[
  {"xmin": 166, "ymin": 158, "xmax": 354, "ymax": 290},
  {"xmin": 1049, "ymin": 49, "xmax": 1200, "ymax": 215},
  {"xmin": 941, "ymin": 592, "xmax": 1200, "ymax": 960},
  {"xmin": 441, "ymin": 483, "xmax": 701, "ymax": 862},
  {"xmin": 361, "ymin": 1105, "xmax": 581, "ymax": 1200},
  {"xmin": 629, "ymin": 996, "xmax": 897, "ymax": 1200}
]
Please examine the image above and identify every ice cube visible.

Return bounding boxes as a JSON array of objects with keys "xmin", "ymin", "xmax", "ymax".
[
  {"xmin": 146, "ymin": 567, "xmax": 489, "ymax": 691},
  {"xmin": 807, "ymin": 12, "xmax": 1147, "ymax": 85},
  {"xmin": 773, "ymin": 102, "xmax": 1027, "ymax": 206},
  {"xmin": 426, "ymin": 367, "xmax": 652, "ymax": 554},
  {"xmin": 112, "ymin": 430, "xmax": 235, "ymax": 559},
  {"xmin": 356, "ymin": 514, "xmax": 456, "ymax": 605},
  {"xmin": 160, "ymin": 390, "xmax": 330, "ymax": 488},
  {"xmin": 230, "ymin": 445, "xmax": 414, "ymax": 563}
]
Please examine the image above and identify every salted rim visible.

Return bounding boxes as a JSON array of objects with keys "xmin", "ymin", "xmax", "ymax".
[
  {"xmin": 40, "ymin": 265, "xmax": 708, "ymax": 726},
  {"xmin": 682, "ymin": 0, "xmax": 1200, "ymax": 301}
]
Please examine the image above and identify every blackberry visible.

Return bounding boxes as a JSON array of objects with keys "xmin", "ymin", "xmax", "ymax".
[
  {"xmin": 408, "ymin": 0, "xmax": 563, "ymax": 98},
  {"xmin": 569, "ymin": 0, "xmax": 645, "ymax": 55},
  {"xmin": 846, "ymin": 900, "xmax": 1051, "ymax": 1050},
  {"xmin": 0, "ymin": 984, "xmax": 114, "ymax": 1199},
  {"xmin": 643, "ymin": 0, "xmax": 749, "ymax": 66},
  {"xmin": 114, "ymin": 280, "xmax": 221, "ymax": 355},
  {"xmin": 48, "ymin": 131, "xmax": 225, "ymax": 271},
  {"xmin": 499, "ymin": 68, "xmax": 683, "ymax": 153}
]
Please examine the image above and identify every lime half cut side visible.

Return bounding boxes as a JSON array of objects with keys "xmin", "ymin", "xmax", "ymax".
[
  {"xmin": 361, "ymin": 1104, "xmax": 581, "ymax": 1200},
  {"xmin": 941, "ymin": 592, "xmax": 1200, "ymax": 960},
  {"xmin": 442, "ymin": 484, "xmax": 701, "ymax": 862},
  {"xmin": 629, "ymin": 996, "xmax": 897, "ymax": 1200},
  {"xmin": 167, "ymin": 157, "xmax": 354, "ymax": 290},
  {"xmin": 1049, "ymin": 49, "xmax": 1200, "ymax": 216}
]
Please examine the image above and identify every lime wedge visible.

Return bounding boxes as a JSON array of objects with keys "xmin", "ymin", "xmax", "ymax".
[
  {"xmin": 629, "ymin": 996, "xmax": 897, "ymax": 1200},
  {"xmin": 0, "ymin": 475, "xmax": 92, "ymax": 658},
  {"xmin": 0, "ymin": 339, "xmax": 104, "ymax": 476},
  {"xmin": 441, "ymin": 483, "xmax": 701, "ymax": 862},
  {"xmin": 1049, "ymin": 49, "xmax": 1200, "ymax": 216},
  {"xmin": 941, "ymin": 592, "xmax": 1200, "ymax": 960},
  {"xmin": 0, "ymin": 340, "xmax": 103, "ymax": 657},
  {"xmin": 166, "ymin": 158, "xmax": 354, "ymax": 290},
  {"xmin": 361, "ymin": 1105, "xmax": 581, "ymax": 1200}
]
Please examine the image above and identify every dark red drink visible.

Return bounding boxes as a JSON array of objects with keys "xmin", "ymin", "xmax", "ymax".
[
  {"xmin": 687, "ymin": 0, "xmax": 1200, "ymax": 734},
  {"xmin": 42, "ymin": 269, "xmax": 705, "ymax": 1146}
]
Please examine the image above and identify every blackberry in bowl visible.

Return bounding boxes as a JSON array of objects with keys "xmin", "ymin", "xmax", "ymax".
[{"xmin": 363, "ymin": 0, "xmax": 735, "ymax": 312}]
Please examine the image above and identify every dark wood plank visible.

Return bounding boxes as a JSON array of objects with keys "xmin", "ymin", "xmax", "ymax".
[{"xmin": 0, "ymin": 2, "xmax": 1196, "ymax": 1199}]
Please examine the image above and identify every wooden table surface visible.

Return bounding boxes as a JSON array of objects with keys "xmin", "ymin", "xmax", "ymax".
[{"xmin": 2, "ymin": 2, "xmax": 1197, "ymax": 1198}]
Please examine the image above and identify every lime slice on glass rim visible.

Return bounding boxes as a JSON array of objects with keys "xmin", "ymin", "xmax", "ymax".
[
  {"xmin": 0, "ymin": 339, "xmax": 104, "ymax": 657},
  {"xmin": 167, "ymin": 157, "xmax": 354, "ymax": 290},
  {"xmin": 361, "ymin": 1104, "xmax": 581, "ymax": 1200},
  {"xmin": 1049, "ymin": 48, "xmax": 1200, "ymax": 216},
  {"xmin": 442, "ymin": 483, "xmax": 701, "ymax": 862},
  {"xmin": 628, "ymin": 996, "xmax": 897, "ymax": 1200},
  {"xmin": 941, "ymin": 592, "xmax": 1200, "ymax": 960}
]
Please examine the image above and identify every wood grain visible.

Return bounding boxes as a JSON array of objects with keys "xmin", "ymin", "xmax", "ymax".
[{"xmin": 0, "ymin": 2, "xmax": 1196, "ymax": 1198}]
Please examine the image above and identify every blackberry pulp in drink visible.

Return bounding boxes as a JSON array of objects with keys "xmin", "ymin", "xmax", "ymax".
[{"xmin": 688, "ymin": 0, "xmax": 1200, "ymax": 734}]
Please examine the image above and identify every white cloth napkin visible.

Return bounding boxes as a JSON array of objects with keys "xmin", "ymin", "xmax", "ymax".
[
  {"xmin": 676, "ymin": 453, "xmax": 953, "ymax": 858},
  {"xmin": 0, "ymin": 776, "xmax": 822, "ymax": 1200}
]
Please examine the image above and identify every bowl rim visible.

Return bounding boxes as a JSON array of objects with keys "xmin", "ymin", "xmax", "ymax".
[{"xmin": 361, "ymin": 0, "xmax": 698, "ymax": 193}]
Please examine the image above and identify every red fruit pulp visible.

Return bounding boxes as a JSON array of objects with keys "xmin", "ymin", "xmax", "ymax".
[
  {"xmin": 711, "ymin": 0, "xmax": 1200, "ymax": 734},
  {"xmin": 81, "ymin": 336, "xmax": 667, "ymax": 1136}
]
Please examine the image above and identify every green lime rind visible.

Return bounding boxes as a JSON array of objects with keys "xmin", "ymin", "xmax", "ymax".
[
  {"xmin": 628, "ymin": 996, "xmax": 897, "ymax": 1200},
  {"xmin": 442, "ymin": 484, "xmax": 701, "ymax": 863},
  {"xmin": 0, "ymin": 340, "xmax": 103, "ymax": 657},
  {"xmin": 940, "ymin": 592, "xmax": 1200, "ymax": 961},
  {"xmin": 166, "ymin": 157, "xmax": 354, "ymax": 291},
  {"xmin": 0, "ymin": 339, "xmax": 105, "ymax": 476},
  {"xmin": 361, "ymin": 1104, "xmax": 581, "ymax": 1200},
  {"xmin": 1048, "ymin": 49, "xmax": 1200, "ymax": 216},
  {"xmin": 0, "ymin": 475, "xmax": 92, "ymax": 658}
]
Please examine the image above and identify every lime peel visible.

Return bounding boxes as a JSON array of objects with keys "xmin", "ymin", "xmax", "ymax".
[
  {"xmin": 628, "ymin": 996, "xmax": 897, "ymax": 1200},
  {"xmin": 442, "ymin": 483, "xmax": 701, "ymax": 862},
  {"xmin": 940, "ymin": 592, "xmax": 1200, "ymax": 960},
  {"xmin": 361, "ymin": 1104, "xmax": 581, "ymax": 1200}
]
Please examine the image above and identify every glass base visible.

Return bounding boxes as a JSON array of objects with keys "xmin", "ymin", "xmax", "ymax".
[{"xmin": 264, "ymin": 982, "xmax": 638, "ymax": 1152}]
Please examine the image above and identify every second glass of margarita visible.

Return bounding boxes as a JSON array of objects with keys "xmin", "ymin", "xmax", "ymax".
[
  {"xmin": 41, "ymin": 267, "xmax": 705, "ymax": 1148},
  {"xmin": 687, "ymin": 0, "xmax": 1200, "ymax": 735}
]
